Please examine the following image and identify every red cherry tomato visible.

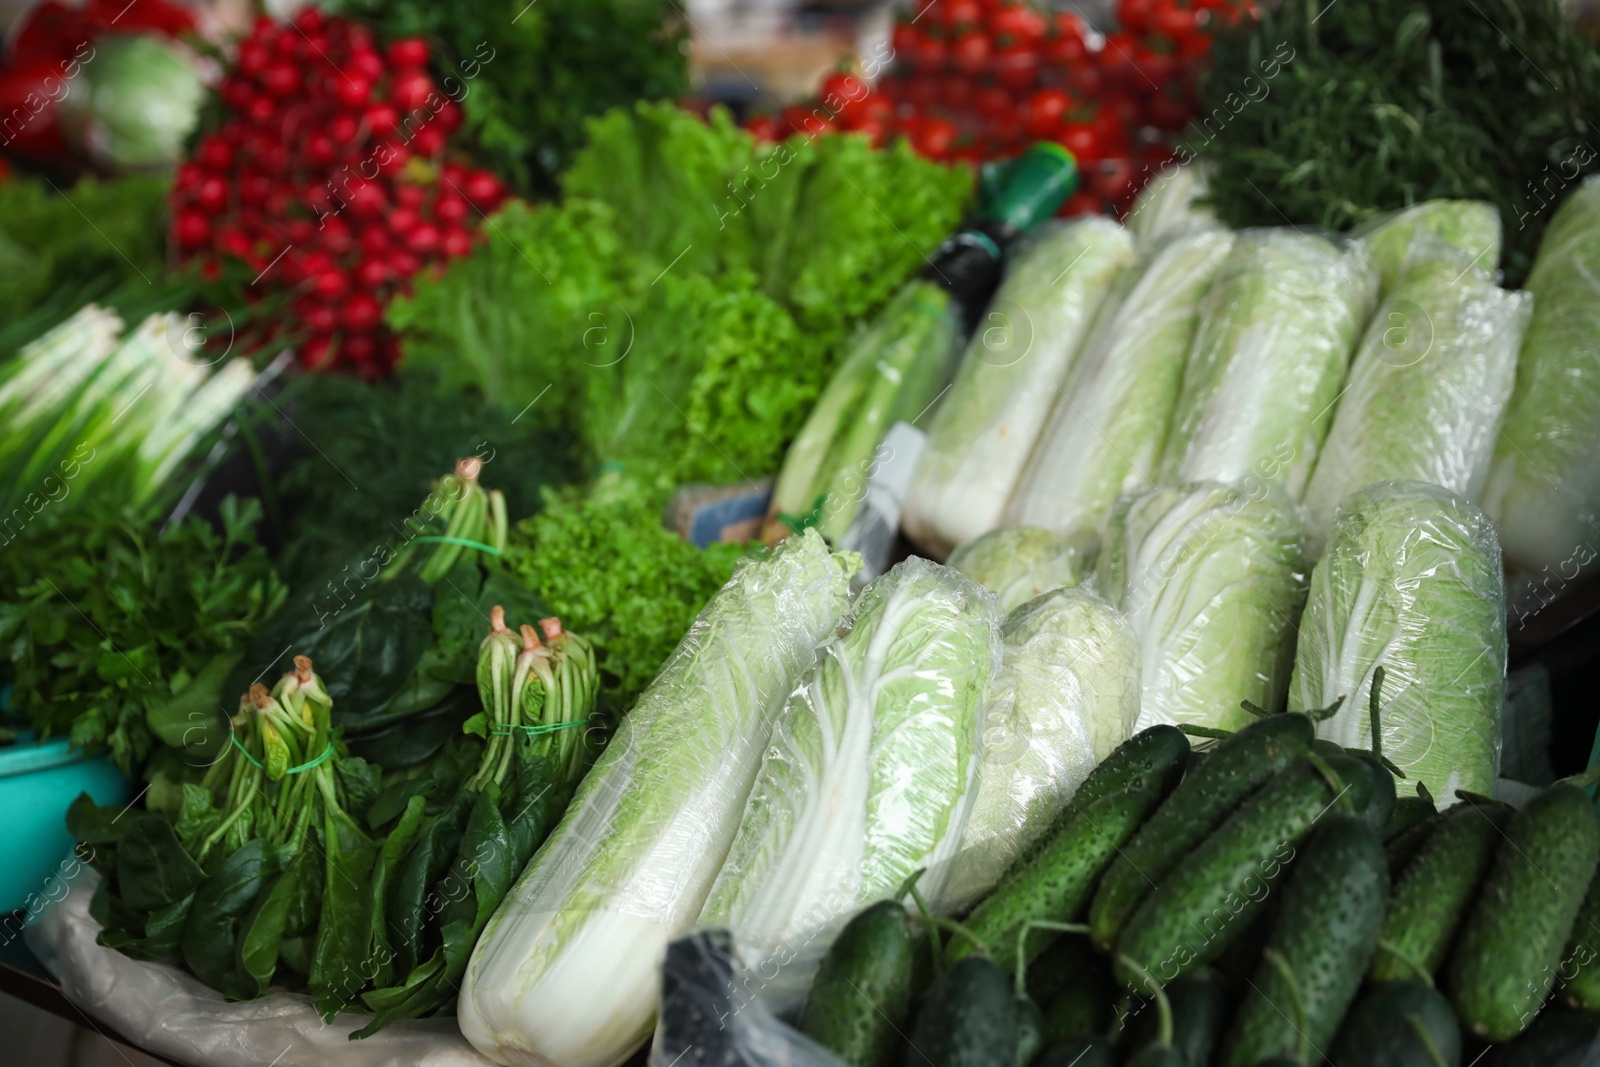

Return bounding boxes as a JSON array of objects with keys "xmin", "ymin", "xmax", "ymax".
[
  {"xmin": 359, "ymin": 225, "xmax": 391, "ymax": 256},
  {"xmin": 175, "ymin": 211, "xmax": 211, "ymax": 249},
  {"xmin": 950, "ymin": 32, "xmax": 992, "ymax": 76},
  {"xmin": 1133, "ymin": 42, "xmax": 1177, "ymax": 85},
  {"xmin": 1152, "ymin": 1, "xmax": 1203, "ymax": 40},
  {"xmin": 1023, "ymin": 87, "xmax": 1072, "ymax": 138},
  {"xmin": 314, "ymin": 269, "xmax": 350, "ymax": 298},
  {"xmin": 912, "ymin": 116, "xmax": 959, "ymax": 159},
  {"xmin": 820, "ymin": 70, "xmax": 870, "ymax": 119},
  {"xmin": 841, "ymin": 93, "xmax": 894, "ymax": 131},
  {"xmin": 320, "ymin": 216, "xmax": 353, "ymax": 255},
  {"xmin": 975, "ymin": 84, "xmax": 1013, "ymax": 121},
  {"xmin": 334, "ymin": 75, "xmax": 373, "ymax": 108},
  {"xmin": 941, "ymin": 75, "xmax": 974, "ymax": 110},
  {"xmin": 988, "ymin": 4, "xmax": 1047, "ymax": 41},
  {"xmin": 299, "ymin": 334, "xmax": 336, "ymax": 370},
  {"xmin": 342, "ymin": 332, "xmax": 378, "ymax": 363},
  {"xmin": 411, "ymin": 124, "xmax": 447, "ymax": 156},
  {"xmin": 1089, "ymin": 156, "xmax": 1136, "ymax": 201},
  {"xmin": 388, "ymin": 70, "xmax": 436, "ymax": 113},
  {"xmin": 1042, "ymin": 30, "xmax": 1087, "ymax": 68},
  {"xmin": 1116, "ymin": 0, "xmax": 1157, "ymax": 33},
  {"xmin": 441, "ymin": 227, "xmax": 474, "ymax": 258},
  {"xmin": 890, "ymin": 21, "xmax": 922, "ymax": 66},
  {"xmin": 1059, "ymin": 190, "xmax": 1103, "ymax": 217},
  {"xmin": 433, "ymin": 194, "xmax": 468, "ymax": 225},
  {"xmin": 911, "ymin": 30, "xmax": 947, "ymax": 72},
  {"xmin": 1057, "ymin": 122, "xmax": 1101, "ymax": 162},
  {"xmin": 942, "ymin": 0, "xmax": 983, "ymax": 32},
  {"xmin": 993, "ymin": 42, "xmax": 1040, "ymax": 89},
  {"xmin": 9, "ymin": 2, "xmax": 95, "ymax": 65},
  {"xmin": 745, "ymin": 114, "xmax": 782, "ymax": 141},
  {"xmin": 351, "ymin": 49, "xmax": 385, "ymax": 82},
  {"xmin": 1066, "ymin": 63, "xmax": 1102, "ymax": 97}
]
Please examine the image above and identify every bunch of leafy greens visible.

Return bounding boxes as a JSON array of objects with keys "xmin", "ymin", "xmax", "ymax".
[
  {"xmin": 331, "ymin": 0, "xmax": 687, "ymax": 196},
  {"xmin": 269, "ymin": 368, "xmax": 576, "ymax": 581},
  {"xmin": 1192, "ymin": 0, "xmax": 1600, "ymax": 285},
  {"xmin": 0, "ymin": 175, "xmax": 176, "ymax": 354},
  {"xmin": 0, "ymin": 497, "xmax": 286, "ymax": 774},
  {"xmin": 391, "ymin": 102, "xmax": 973, "ymax": 495},
  {"xmin": 503, "ymin": 485, "xmax": 749, "ymax": 710}
]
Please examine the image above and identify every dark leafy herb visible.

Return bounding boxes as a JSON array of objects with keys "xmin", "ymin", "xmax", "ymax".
[
  {"xmin": 0, "ymin": 497, "xmax": 285, "ymax": 774},
  {"xmin": 1192, "ymin": 0, "xmax": 1600, "ymax": 285}
]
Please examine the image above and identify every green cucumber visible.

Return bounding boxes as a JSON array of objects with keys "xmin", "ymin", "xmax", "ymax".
[
  {"xmin": 1113, "ymin": 752, "xmax": 1378, "ymax": 992},
  {"xmin": 1037, "ymin": 1036, "xmax": 1114, "ymax": 1067},
  {"xmin": 1448, "ymin": 783, "xmax": 1600, "ymax": 1043},
  {"xmin": 910, "ymin": 955, "xmax": 1018, "ymax": 1067},
  {"xmin": 1219, "ymin": 816, "xmax": 1389, "ymax": 1067},
  {"xmin": 957, "ymin": 727, "xmax": 1188, "ymax": 972},
  {"xmin": 1114, "ymin": 968, "xmax": 1228, "ymax": 1067},
  {"xmin": 1088, "ymin": 714, "xmax": 1314, "ymax": 949},
  {"xmin": 1352, "ymin": 752, "xmax": 1398, "ymax": 832},
  {"xmin": 1560, "ymin": 873, "xmax": 1600, "ymax": 1011},
  {"xmin": 1386, "ymin": 811, "xmax": 1444, "ymax": 875},
  {"xmin": 1480, "ymin": 1008, "xmax": 1600, "ymax": 1067},
  {"xmin": 1330, "ymin": 980, "xmax": 1461, "ymax": 1067},
  {"xmin": 1387, "ymin": 794, "xmax": 1437, "ymax": 841},
  {"xmin": 1370, "ymin": 800, "xmax": 1510, "ymax": 983},
  {"xmin": 1035, "ymin": 940, "xmax": 1114, "ymax": 1043},
  {"xmin": 801, "ymin": 900, "xmax": 917, "ymax": 1067},
  {"xmin": 1016, "ymin": 996, "xmax": 1045, "ymax": 1067}
]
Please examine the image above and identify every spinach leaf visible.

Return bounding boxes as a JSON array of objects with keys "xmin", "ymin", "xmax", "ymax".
[
  {"xmin": 181, "ymin": 839, "xmax": 283, "ymax": 993},
  {"xmin": 309, "ymin": 809, "xmax": 378, "ymax": 1018},
  {"xmin": 67, "ymin": 792, "xmax": 131, "ymax": 847},
  {"xmin": 238, "ymin": 855, "xmax": 303, "ymax": 997},
  {"xmin": 367, "ymin": 793, "xmax": 430, "ymax": 990},
  {"xmin": 348, "ymin": 690, "xmax": 476, "ymax": 771},
  {"xmin": 386, "ymin": 791, "xmax": 470, "ymax": 978},
  {"xmin": 117, "ymin": 816, "xmax": 206, "ymax": 912},
  {"xmin": 134, "ymin": 893, "xmax": 192, "ymax": 966},
  {"xmin": 225, "ymin": 568, "xmax": 433, "ymax": 731}
]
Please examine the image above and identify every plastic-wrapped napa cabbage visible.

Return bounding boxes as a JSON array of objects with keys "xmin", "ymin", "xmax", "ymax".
[
  {"xmin": 941, "ymin": 586, "xmax": 1140, "ymax": 912},
  {"xmin": 1098, "ymin": 482, "xmax": 1309, "ymax": 733},
  {"xmin": 1302, "ymin": 242, "xmax": 1530, "ymax": 549},
  {"xmin": 946, "ymin": 525, "xmax": 1093, "ymax": 613},
  {"xmin": 1005, "ymin": 227, "xmax": 1236, "ymax": 548},
  {"xmin": 1158, "ymin": 230, "xmax": 1379, "ymax": 498},
  {"xmin": 902, "ymin": 219, "xmax": 1136, "ymax": 558},
  {"xmin": 1290, "ymin": 482, "xmax": 1506, "ymax": 802},
  {"xmin": 1125, "ymin": 162, "xmax": 1215, "ymax": 249},
  {"xmin": 1352, "ymin": 200, "xmax": 1503, "ymax": 294},
  {"xmin": 698, "ymin": 558, "xmax": 1001, "ymax": 1014},
  {"xmin": 1482, "ymin": 177, "xmax": 1600, "ymax": 579},
  {"xmin": 458, "ymin": 530, "xmax": 858, "ymax": 1067}
]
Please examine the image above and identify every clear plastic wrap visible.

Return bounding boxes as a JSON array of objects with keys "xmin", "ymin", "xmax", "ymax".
[
  {"xmin": 946, "ymin": 525, "xmax": 1094, "ymax": 613},
  {"xmin": 1158, "ymin": 230, "xmax": 1379, "ymax": 498},
  {"xmin": 25, "ymin": 866, "xmax": 492, "ymax": 1067},
  {"xmin": 1099, "ymin": 482, "xmax": 1309, "ymax": 733},
  {"xmin": 941, "ymin": 587, "xmax": 1141, "ymax": 912},
  {"xmin": 1005, "ymin": 227, "xmax": 1236, "ymax": 547},
  {"xmin": 1125, "ymin": 162, "xmax": 1216, "ymax": 249},
  {"xmin": 1290, "ymin": 482, "xmax": 1506, "ymax": 802},
  {"xmin": 698, "ymin": 558, "xmax": 1002, "ymax": 1014},
  {"xmin": 650, "ymin": 930, "xmax": 848, "ymax": 1067},
  {"xmin": 1302, "ymin": 241, "xmax": 1530, "ymax": 550},
  {"xmin": 457, "ymin": 530, "xmax": 859, "ymax": 1067},
  {"xmin": 1351, "ymin": 199, "xmax": 1502, "ymax": 294},
  {"xmin": 1482, "ymin": 176, "xmax": 1600, "ymax": 578},
  {"xmin": 902, "ymin": 219, "xmax": 1136, "ymax": 557}
]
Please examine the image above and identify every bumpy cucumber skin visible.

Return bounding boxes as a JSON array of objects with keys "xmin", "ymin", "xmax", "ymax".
[
  {"xmin": 1073, "ymin": 726, "xmax": 1191, "ymax": 809},
  {"xmin": 1115, "ymin": 968, "xmax": 1229, "ymax": 1067},
  {"xmin": 1113, "ymin": 753, "xmax": 1375, "ymax": 993},
  {"xmin": 1370, "ymin": 801, "xmax": 1509, "ymax": 983},
  {"xmin": 1219, "ymin": 816, "xmax": 1389, "ymax": 1067},
  {"xmin": 1089, "ymin": 714, "xmax": 1314, "ymax": 949},
  {"xmin": 1560, "ymin": 874, "xmax": 1600, "ymax": 1011},
  {"xmin": 801, "ymin": 900, "xmax": 916, "ymax": 1067},
  {"xmin": 1330, "ymin": 980, "xmax": 1462, "ymax": 1067},
  {"xmin": 1448, "ymin": 784, "xmax": 1600, "ymax": 1043},
  {"xmin": 910, "ymin": 956, "xmax": 1018, "ymax": 1067},
  {"xmin": 1352, "ymin": 753, "xmax": 1398, "ymax": 832},
  {"xmin": 959, "ymin": 789, "xmax": 1168, "ymax": 973},
  {"xmin": 1386, "ymin": 811, "xmax": 1444, "ymax": 875},
  {"xmin": 957, "ymin": 727, "xmax": 1188, "ymax": 973}
]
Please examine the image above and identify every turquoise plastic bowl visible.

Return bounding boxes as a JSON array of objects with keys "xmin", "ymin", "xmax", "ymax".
[{"xmin": 0, "ymin": 734, "xmax": 131, "ymax": 913}]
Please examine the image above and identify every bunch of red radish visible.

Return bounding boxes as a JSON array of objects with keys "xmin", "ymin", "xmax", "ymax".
[
  {"xmin": 170, "ymin": 8, "xmax": 506, "ymax": 375},
  {"xmin": 747, "ymin": 0, "xmax": 1257, "ymax": 218}
]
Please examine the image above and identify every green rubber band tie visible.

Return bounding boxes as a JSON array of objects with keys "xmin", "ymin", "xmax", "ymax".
[
  {"xmin": 230, "ymin": 732, "xmax": 336, "ymax": 774},
  {"xmin": 489, "ymin": 721, "xmax": 589, "ymax": 737},
  {"xmin": 410, "ymin": 535, "xmax": 502, "ymax": 555}
]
